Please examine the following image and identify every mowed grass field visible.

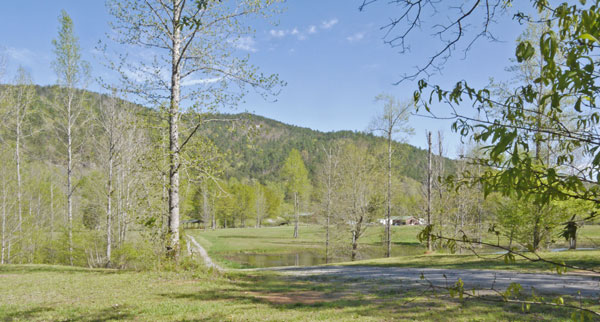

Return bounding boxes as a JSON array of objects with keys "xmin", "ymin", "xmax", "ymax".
[
  {"xmin": 1, "ymin": 264, "xmax": 597, "ymax": 321},
  {"xmin": 1, "ymin": 225, "xmax": 598, "ymax": 320}
]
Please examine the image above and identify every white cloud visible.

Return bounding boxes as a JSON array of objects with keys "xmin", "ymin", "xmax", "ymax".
[
  {"xmin": 321, "ymin": 18, "xmax": 338, "ymax": 29},
  {"xmin": 269, "ymin": 29, "xmax": 287, "ymax": 38},
  {"xmin": 182, "ymin": 77, "xmax": 221, "ymax": 86},
  {"xmin": 4, "ymin": 47, "xmax": 36, "ymax": 65},
  {"xmin": 231, "ymin": 36, "xmax": 257, "ymax": 52},
  {"xmin": 346, "ymin": 32, "xmax": 366, "ymax": 42},
  {"xmin": 269, "ymin": 21, "xmax": 328, "ymax": 41}
]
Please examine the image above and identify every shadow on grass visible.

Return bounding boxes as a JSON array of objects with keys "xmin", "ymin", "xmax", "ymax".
[
  {"xmin": 1, "ymin": 305, "xmax": 134, "ymax": 321},
  {"xmin": 0, "ymin": 307, "xmax": 54, "ymax": 321},
  {"xmin": 66, "ymin": 305, "xmax": 135, "ymax": 321},
  {"xmin": 0, "ymin": 264, "xmax": 122, "ymax": 275},
  {"xmin": 160, "ymin": 271, "xmax": 585, "ymax": 321}
]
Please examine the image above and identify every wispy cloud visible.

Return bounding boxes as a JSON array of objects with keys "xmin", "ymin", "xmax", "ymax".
[
  {"xmin": 269, "ymin": 29, "xmax": 288, "ymax": 38},
  {"xmin": 321, "ymin": 18, "xmax": 338, "ymax": 29},
  {"xmin": 269, "ymin": 18, "xmax": 338, "ymax": 41},
  {"xmin": 346, "ymin": 32, "xmax": 366, "ymax": 43},
  {"xmin": 4, "ymin": 47, "xmax": 37, "ymax": 65},
  {"xmin": 230, "ymin": 36, "xmax": 257, "ymax": 52},
  {"xmin": 182, "ymin": 77, "xmax": 221, "ymax": 86}
]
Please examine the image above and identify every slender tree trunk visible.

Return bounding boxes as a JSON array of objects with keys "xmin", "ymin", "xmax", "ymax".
[
  {"xmin": 293, "ymin": 192, "xmax": 299, "ymax": 238},
  {"xmin": 325, "ymin": 187, "xmax": 331, "ymax": 264},
  {"xmin": 67, "ymin": 94, "xmax": 74, "ymax": 266},
  {"xmin": 50, "ymin": 181, "xmax": 54, "ymax": 240},
  {"xmin": 569, "ymin": 231, "xmax": 577, "ymax": 250},
  {"xmin": 351, "ymin": 230, "xmax": 357, "ymax": 261},
  {"xmin": 211, "ymin": 194, "xmax": 216, "ymax": 230},
  {"xmin": 167, "ymin": 2, "xmax": 182, "ymax": 258},
  {"xmin": 16, "ymin": 121, "xmax": 22, "ymax": 234},
  {"xmin": 386, "ymin": 131, "xmax": 392, "ymax": 258},
  {"xmin": 1, "ymin": 177, "xmax": 7, "ymax": 264},
  {"xmin": 533, "ymin": 214, "xmax": 541, "ymax": 251},
  {"xmin": 116, "ymin": 166, "xmax": 122, "ymax": 245},
  {"xmin": 437, "ymin": 132, "xmax": 444, "ymax": 239},
  {"xmin": 106, "ymin": 152, "xmax": 113, "ymax": 267},
  {"xmin": 122, "ymin": 169, "xmax": 130, "ymax": 245},
  {"xmin": 531, "ymin": 58, "xmax": 545, "ymax": 252},
  {"xmin": 203, "ymin": 183, "xmax": 210, "ymax": 230},
  {"xmin": 426, "ymin": 131, "xmax": 432, "ymax": 252}
]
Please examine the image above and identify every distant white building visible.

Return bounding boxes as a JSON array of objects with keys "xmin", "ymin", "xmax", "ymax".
[{"xmin": 378, "ymin": 216, "xmax": 422, "ymax": 226}]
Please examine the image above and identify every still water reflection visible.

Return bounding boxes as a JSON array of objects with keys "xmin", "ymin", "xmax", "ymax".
[{"xmin": 223, "ymin": 244, "xmax": 425, "ymax": 268}]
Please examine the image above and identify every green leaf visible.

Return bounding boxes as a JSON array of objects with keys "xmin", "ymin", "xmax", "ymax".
[{"xmin": 579, "ymin": 33, "xmax": 598, "ymax": 43}]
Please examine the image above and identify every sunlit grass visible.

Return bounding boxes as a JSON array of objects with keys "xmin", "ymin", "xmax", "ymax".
[{"xmin": 1, "ymin": 264, "xmax": 596, "ymax": 321}]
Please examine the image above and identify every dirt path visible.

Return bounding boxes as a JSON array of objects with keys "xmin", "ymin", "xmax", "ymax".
[
  {"xmin": 186, "ymin": 235, "xmax": 222, "ymax": 271},
  {"xmin": 271, "ymin": 265, "xmax": 600, "ymax": 298}
]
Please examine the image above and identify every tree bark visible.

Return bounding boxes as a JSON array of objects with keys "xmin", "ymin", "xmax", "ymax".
[
  {"xmin": 426, "ymin": 131, "xmax": 432, "ymax": 252},
  {"xmin": 106, "ymin": 151, "xmax": 113, "ymax": 267},
  {"xmin": 167, "ymin": 1, "xmax": 183, "ymax": 259},
  {"xmin": 1, "ymin": 174, "xmax": 7, "ymax": 264},
  {"xmin": 16, "ymin": 118, "xmax": 22, "ymax": 234},
  {"xmin": 203, "ymin": 182, "xmax": 209, "ymax": 230},
  {"xmin": 293, "ymin": 192, "xmax": 299, "ymax": 238},
  {"xmin": 386, "ymin": 130, "xmax": 392, "ymax": 258},
  {"xmin": 67, "ymin": 92, "xmax": 74, "ymax": 266},
  {"xmin": 351, "ymin": 230, "xmax": 357, "ymax": 261}
]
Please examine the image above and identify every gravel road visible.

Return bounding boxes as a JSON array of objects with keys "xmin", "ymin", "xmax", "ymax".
[{"xmin": 271, "ymin": 265, "xmax": 600, "ymax": 298}]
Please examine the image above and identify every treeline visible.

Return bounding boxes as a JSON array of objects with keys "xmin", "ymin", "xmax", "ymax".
[
  {"xmin": 0, "ymin": 79, "xmax": 445, "ymax": 267},
  {"xmin": 0, "ymin": 80, "xmax": 590, "ymax": 267}
]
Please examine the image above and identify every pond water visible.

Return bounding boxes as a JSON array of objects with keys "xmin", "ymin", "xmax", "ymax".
[
  {"xmin": 223, "ymin": 244, "xmax": 425, "ymax": 268},
  {"xmin": 223, "ymin": 245, "xmax": 600, "ymax": 268}
]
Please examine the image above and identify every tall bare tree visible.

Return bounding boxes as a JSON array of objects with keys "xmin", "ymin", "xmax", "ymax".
[
  {"xmin": 0, "ymin": 146, "xmax": 15, "ymax": 264},
  {"xmin": 254, "ymin": 181, "xmax": 266, "ymax": 228},
  {"xmin": 426, "ymin": 131, "xmax": 432, "ymax": 252},
  {"xmin": 318, "ymin": 143, "xmax": 341, "ymax": 263},
  {"xmin": 51, "ymin": 10, "xmax": 90, "ymax": 265},
  {"xmin": 96, "ymin": 93, "xmax": 128, "ymax": 267},
  {"xmin": 369, "ymin": 94, "xmax": 413, "ymax": 257},
  {"xmin": 8, "ymin": 68, "xmax": 35, "ymax": 236},
  {"xmin": 106, "ymin": 0, "xmax": 282, "ymax": 258}
]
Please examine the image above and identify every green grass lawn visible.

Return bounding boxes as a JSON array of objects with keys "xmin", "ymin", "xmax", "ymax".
[
  {"xmin": 1, "ymin": 264, "xmax": 597, "ymax": 321},
  {"xmin": 190, "ymin": 224, "xmax": 421, "ymax": 252}
]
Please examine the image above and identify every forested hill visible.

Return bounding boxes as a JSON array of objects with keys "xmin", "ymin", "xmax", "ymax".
[
  {"xmin": 9, "ymin": 84, "xmax": 456, "ymax": 183},
  {"xmin": 201, "ymin": 113, "xmax": 457, "ymax": 183}
]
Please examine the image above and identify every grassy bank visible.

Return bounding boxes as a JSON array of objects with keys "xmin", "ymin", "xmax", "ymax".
[
  {"xmin": 1, "ymin": 264, "xmax": 596, "ymax": 321},
  {"xmin": 339, "ymin": 250, "xmax": 600, "ymax": 273},
  {"xmin": 189, "ymin": 225, "xmax": 424, "ymax": 268}
]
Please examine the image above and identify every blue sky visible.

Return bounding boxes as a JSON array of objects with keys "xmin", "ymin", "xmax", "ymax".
[{"xmin": 0, "ymin": 1, "xmax": 529, "ymax": 157}]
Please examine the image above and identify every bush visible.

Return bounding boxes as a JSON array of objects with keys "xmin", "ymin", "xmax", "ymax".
[{"xmin": 112, "ymin": 241, "xmax": 157, "ymax": 270}]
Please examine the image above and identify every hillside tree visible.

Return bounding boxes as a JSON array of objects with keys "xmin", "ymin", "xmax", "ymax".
[
  {"xmin": 369, "ymin": 94, "xmax": 413, "ymax": 257},
  {"xmin": 51, "ymin": 10, "xmax": 90, "ymax": 265},
  {"xmin": 281, "ymin": 149, "xmax": 310, "ymax": 238}
]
